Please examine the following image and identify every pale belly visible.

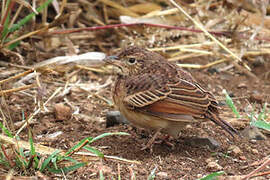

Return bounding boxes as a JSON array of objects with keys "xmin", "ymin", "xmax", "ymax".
[{"xmin": 118, "ymin": 103, "xmax": 189, "ymax": 138}]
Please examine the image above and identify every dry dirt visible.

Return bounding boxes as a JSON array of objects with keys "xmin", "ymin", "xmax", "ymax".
[{"xmin": 3, "ymin": 56, "xmax": 270, "ymax": 179}]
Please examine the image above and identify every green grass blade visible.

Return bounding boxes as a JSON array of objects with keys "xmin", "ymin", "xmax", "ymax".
[
  {"xmin": 147, "ymin": 166, "xmax": 157, "ymax": 180},
  {"xmin": 248, "ymin": 103, "xmax": 270, "ymax": 132},
  {"xmin": 3, "ymin": 0, "xmax": 53, "ymax": 49},
  {"xmin": 0, "ymin": 121, "xmax": 13, "ymax": 138},
  {"xmin": 89, "ymin": 132, "xmax": 130, "ymax": 144},
  {"xmin": 99, "ymin": 170, "xmax": 105, "ymax": 180},
  {"xmin": 64, "ymin": 137, "xmax": 93, "ymax": 157},
  {"xmin": 28, "ymin": 130, "xmax": 39, "ymax": 168},
  {"xmin": 198, "ymin": 171, "xmax": 224, "ymax": 180},
  {"xmin": 251, "ymin": 120, "xmax": 270, "ymax": 131},
  {"xmin": 39, "ymin": 150, "xmax": 60, "ymax": 172},
  {"xmin": 248, "ymin": 106, "xmax": 256, "ymax": 122},
  {"xmin": 1, "ymin": 14, "xmax": 10, "ymax": 41},
  {"xmin": 48, "ymin": 162, "xmax": 86, "ymax": 174},
  {"xmin": 257, "ymin": 103, "xmax": 267, "ymax": 121},
  {"xmin": 0, "ymin": 149, "xmax": 10, "ymax": 167},
  {"xmin": 0, "ymin": 157, "xmax": 9, "ymax": 167},
  {"xmin": 118, "ymin": 169, "xmax": 121, "ymax": 180},
  {"xmin": 17, "ymin": 146, "xmax": 28, "ymax": 168},
  {"xmin": 223, "ymin": 89, "xmax": 240, "ymax": 118},
  {"xmin": 0, "ymin": 0, "xmax": 12, "ymax": 40},
  {"xmin": 83, "ymin": 146, "xmax": 104, "ymax": 158},
  {"xmin": 9, "ymin": 0, "xmax": 53, "ymax": 33},
  {"xmin": 8, "ymin": 40, "xmax": 20, "ymax": 50},
  {"xmin": 61, "ymin": 156, "xmax": 80, "ymax": 164},
  {"xmin": 51, "ymin": 155, "xmax": 58, "ymax": 169}
]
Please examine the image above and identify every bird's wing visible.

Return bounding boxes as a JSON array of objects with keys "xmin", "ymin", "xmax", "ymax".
[
  {"xmin": 143, "ymin": 79, "xmax": 212, "ymax": 120},
  {"xmin": 123, "ymin": 73, "xmax": 210, "ymax": 121},
  {"xmin": 123, "ymin": 72, "xmax": 238, "ymax": 136},
  {"xmin": 123, "ymin": 74, "xmax": 171, "ymax": 108}
]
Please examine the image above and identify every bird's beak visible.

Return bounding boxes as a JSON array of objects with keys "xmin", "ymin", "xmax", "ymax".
[
  {"xmin": 104, "ymin": 55, "xmax": 124, "ymax": 68},
  {"xmin": 103, "ymin": 55, "xmax": 125, "ymax": 75},
  {"xmin": 104, "ymin": 55, "xmax": 119, "ymax": 64}
]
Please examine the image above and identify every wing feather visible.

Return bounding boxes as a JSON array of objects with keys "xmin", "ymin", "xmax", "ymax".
[
  {"xmin": 123, "ymin": 74, "xmax": 171, "ymax": 107},
  {"xmin": 123, "ymin": 73, "xmax": 211, "ymax": 121}
]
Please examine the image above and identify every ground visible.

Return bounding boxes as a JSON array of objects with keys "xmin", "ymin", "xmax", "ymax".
[{"xmin": 2, "ymin": 58, "xmax": 269, "ymax": 179}]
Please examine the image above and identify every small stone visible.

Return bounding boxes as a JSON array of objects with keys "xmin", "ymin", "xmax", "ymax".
[
  {"xmin": 207, "ymin": 68, "xmax": 219, "ymax": 74},
  {"xmin": 106, "ymin": 111, "xmax": 128, "ymax": 128},
  {"xmin": 251, "ymin": 149, "xmax": 259, "ymax": 154},
  {"xmin": 249, "ymin": 91, "xmax": 264, "ymax": 104},
  {"xmin": 205, "ymin": 158, "xmax": 215, "ymax": 163},
  {"xmin": 187, "ymin": 137, "xmax": 220, "ymax": 150},
  {"xmin": 228, "ymin": 145, "xmax": 242, "ymax": 155},
  {"xmin": 197, "ymin": 174, "xmax": 203, "ymax": 178},
  {"xmin": 237, "ymin": 83, "xmax": 247, "ymax": 88},
  {"xmin": 185, "ymin": 124, "xmax": 192, "ymax": 129},
  {"xmin": 54, "ymin": 103, "xmax": 72, "ymax": 121},
  {"xmin": 239, "ymin": 156, "xmax": 246, "ymax": 160},
  {"xmin": 241, "ymin": 126, "xmax": 266, "ymax": 140},
  {"xmin": 207, "ymin": 161, "xmax": 223, "ymax": 171},
  {"xmin": 156, "ymin": 172, "xmax": 168, "ymax": 178}
]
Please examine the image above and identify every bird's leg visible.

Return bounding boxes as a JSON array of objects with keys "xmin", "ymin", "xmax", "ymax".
[
  {"xmin": 141, "ymin": 128, "xmax": 161, "ymax": 152},
  {"xmin": 160, "ymin": 134, "xmax": 175, "ymax": 149}
]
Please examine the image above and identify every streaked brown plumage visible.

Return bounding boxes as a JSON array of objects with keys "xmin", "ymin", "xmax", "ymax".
[{"xmin": 105, "ymin": 46, "xmax": 238, "ymax": 149}]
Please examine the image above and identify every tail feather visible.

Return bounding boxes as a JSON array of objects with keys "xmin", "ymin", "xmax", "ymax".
[{"xmin": 206, "ymin": 112, "xmax": 239, "ymax": 137}]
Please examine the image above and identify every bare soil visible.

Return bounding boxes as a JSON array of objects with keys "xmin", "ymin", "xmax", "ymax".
[{"xmin": 3, "ymin": 58, "xmax": 270, "ymax": 179}]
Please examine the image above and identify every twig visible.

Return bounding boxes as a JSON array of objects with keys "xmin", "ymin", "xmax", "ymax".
[
  {"xmin": 49, "ymin": 22, "xmax": 231, "ymax": 37},
  {"xmin": 0, "ymin": 61, "xmax": 31, "ymax": 70},
  {"xmin": 0, "ymin": 69, "xmax": 34, "ymax": 85},
  {"xmin": 48, "ymin": 22, "xmax": 270, "ymax": 42},
  {"xmin": 1, "ymin": 48, "xmax": 25, "ymax": 65},
  {"xmin": 100, "ymin": 0, "xmax": 139, "ymax": 17},
  {"xmin": 253, "ymin": 170, "xmax": 270, "ymax": 178},
  {"xmin": 3, "ymin": 27, "xmax": 48, "ymax": 48},
  {"xmin": 0, "ymin": 84, "xmax": 36, "ymax": 96},
  {"xmin": 242, "ymin": 156, "xmax": 270, "ymax": 180},
  {"xmin": 65, "ymin": 139, "xmax": 90, "ymax": 157},
  {"xmin": 177, "ymin": 59, "xmax": 229, "ymax": 69}
]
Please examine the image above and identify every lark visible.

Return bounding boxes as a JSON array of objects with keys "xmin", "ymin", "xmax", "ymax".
[{"xmin": 105, "ymin": 46, "xmax": 238, "ymax": 150}]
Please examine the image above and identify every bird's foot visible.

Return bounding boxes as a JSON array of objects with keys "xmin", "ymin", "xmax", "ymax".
[
  {"xmin": 141, "ymin": 131, "xmax": 175, "ymax": 152},
  {"xmin": 141, "ymin": 129, "xmax": 161, "ymax": 153}
]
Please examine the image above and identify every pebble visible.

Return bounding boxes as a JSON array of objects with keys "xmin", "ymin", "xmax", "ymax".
[
  {"xmin": 206, "ymin": 161, "xmax": 223, "ymax": 171},
  {"xmin": 54, "ymin": 103, "xmax": 72, "ymax": 121},
  {"xmin": 239, "ymin": 156, "xmax": 246, "ymax": 160},
  {"xmin": 156, "ymin": 172, "xmax": 168, "ymax": 179},
  {"xmin": 228, "ymin": 145, "xmax": 242, "ymax": 155},
  {"xmin": 237, "ymin": 83, "xmax": 247, "ymax": 88},
  {"xmin": 251, "ymin": 149, "xmax": 259, "ymax": 154},
  {"xmin": 106, "ymin": 111, "xmax": 129, "ymax": 128},
  {"xmin": 241, "ymin": 126, "xmax": 266, "ymax": 140},
  {"xmin": 249, "ymin": 91, "xmax": 264, "ymax": 104},
  {"xmin": 185, "ymin": 137, "xmax": 220, "ymax": 150}
]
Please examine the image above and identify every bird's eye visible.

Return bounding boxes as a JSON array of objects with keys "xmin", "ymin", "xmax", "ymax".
[{"xmin": 127, "ymin": 57, "xmax": 136, "ymax": 64}]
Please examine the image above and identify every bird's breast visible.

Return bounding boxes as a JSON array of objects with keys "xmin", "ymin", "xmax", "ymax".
[{"xmin": 112, "ymin": 77, "xmax": 126, "ymax": 107}]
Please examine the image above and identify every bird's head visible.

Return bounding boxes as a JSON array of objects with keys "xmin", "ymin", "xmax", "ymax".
[{"xmin": 104, "ymin": 46, "xmax": 166, "ymax": 76}]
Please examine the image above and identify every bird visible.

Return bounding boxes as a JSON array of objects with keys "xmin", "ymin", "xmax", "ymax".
[{"xmin": 105, "ymin": 46, "xmax": 238, "ymax": 150}]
